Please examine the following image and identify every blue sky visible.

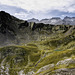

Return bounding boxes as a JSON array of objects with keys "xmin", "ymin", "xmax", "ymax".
[{"xmin": 0, "ymin": 0, "xmax": 75, "ymax": 20}]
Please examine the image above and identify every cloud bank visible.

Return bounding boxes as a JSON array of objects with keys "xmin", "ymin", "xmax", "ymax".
[{"xmin": 0, "ymin": 0, "xmax": 75, "ymax": 20}]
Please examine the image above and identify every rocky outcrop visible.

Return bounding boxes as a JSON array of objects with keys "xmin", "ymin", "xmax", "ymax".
[
  {"xmin": 40, "ymin": 17, "xmax": 63, "ymax": 25},
  {"xmin": 63, "ymin": 16, "xmax": 75, "ymax": 25},
  {"xmin": 54, "ymin": 68, "xmax": 75, "ymax": 75},
  {"xmin": 36, "ymin": 64, "xmax": 54, "ymax": 74},
  {"xmin": 28, "ymin": 16, "xmax": 75, "ymax": 25},
  {"xmin": 27, "ymin": 18, "xmax": 39, "ymax": 23},
  {"xmin": 56, "ymin": 58, "xmax": 75, "ymax": 66},
  {"xmin": 40, "ymin": 19, "xmax": 50, "ymax": 24}
]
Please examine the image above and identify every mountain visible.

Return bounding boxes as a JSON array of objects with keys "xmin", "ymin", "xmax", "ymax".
[
  {"xmin": 63, "ymin": 16, "xmax": 75, "ymax": 25},
  {"xmin": 45, "ymin": 17, "xmax": 63, "ymax": 25},
  {"xmin": 39, "ymin": 19, "xmax": 49, "ymax": 24},
  {"xmin": 0, "ymin": 11, "xmax": 75, "ymax": 75},
  {"xmin": 28, "ymin": 16, "xmax": 75, "ymax": 25},
  {"xmin": 27, "ymin": 18, "xmax": 39, "ymax": 23},
  {"xmin": 0, "ymin": 11, "xmax": 24, "ymax": 46},
  {"xmin": 0, "ymin": 11, "xmax": 73, "ymax": 46}
]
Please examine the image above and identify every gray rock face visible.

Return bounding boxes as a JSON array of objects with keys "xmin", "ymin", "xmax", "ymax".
[
  {"xmin": 50, "ymin": 17, "xmax": 63, "ymax": 25},
  {"xmin": 40, "ymin": 19, "xmax": 50, "ymax": 24},
  {"xmin": 27, "ymin": 18, "xmax": 39, "ymax": 23},
  {"xmin": 56, "ymin": 58, "xmax": 75, "ymax": 66},
  {"xmin": 63, "ymin": 16, "xmax": 75, "ymax": 25},
  {"xmin": 40, "ymin": 17, "xmax": 63, "ymax": 25},
  {"xmin": 28, "ymin": 16, "xmax": 75, "ymax": 25},
  {"xmin": 54, "ymin": 68, "xmax": 75, "ymax": 75},
  {"xmin": 36, "ymin": 64, "xmax": 54, "ymax": 74}
]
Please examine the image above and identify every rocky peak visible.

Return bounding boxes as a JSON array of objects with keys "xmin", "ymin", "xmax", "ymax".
[
  {"xmin": 0, "ymin": 11, "xmax": 22, "ymax": 35},
  {"xmin": 63, "ymin": 16, "xmax": 75, "ymax": 25},
  {"xmin": 50, "ymin": 17, "xmax": 63, "ymax": 25},
  {"xmin": 40, "ymin": 19, "xmax": 49, "ymax": 21},
  {"xmin": 27, "ymin": 18, "xmax": 39, "ymax": 23},
  {"xmin": 0, "ymin": 11, "xmax": 12, "ymax": 24},
  {"xmin": 64, "ymin": 16, "xmax": 71, "ymax": 19},
  {"xmin": 40, "ymin": 19, "xmax": 50, "ymax": 24},
  {"xmin": 27, "ymin": 16, "xmax": 75, "ymax": 25}
]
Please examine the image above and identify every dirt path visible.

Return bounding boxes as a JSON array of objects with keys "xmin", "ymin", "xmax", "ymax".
[{"xmin": 35, "ymin": 53, "xmax": 46, "ymax": 67}]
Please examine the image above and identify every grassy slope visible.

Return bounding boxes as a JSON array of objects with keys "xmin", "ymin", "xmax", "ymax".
[{"xmin": 0, "ymin": 25, "xmax": 75, "ymax": 75}]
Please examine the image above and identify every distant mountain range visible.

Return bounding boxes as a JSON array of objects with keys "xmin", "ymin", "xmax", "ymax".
[{"xmin": 27, "ymin": 16, "xmax": 75, "ymax": 25}]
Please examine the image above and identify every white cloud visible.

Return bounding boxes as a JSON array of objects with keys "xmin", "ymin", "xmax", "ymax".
[
  {"xmin": 14, "ymin": 11, "xmax": 52, "ymax": 20},
  {"xmin": 67, "ymin": 5, "xmax": 75, "ymax": 13},
  {"xmin": 0, "ymin": 0, "xmax": 75, "ymax": 13},
  {"xmin": 0, "ymin": 0, "xmax": 75, "ymax": 20},
  {"xmin": 14, "ymin": 12, "xmax": 29, "ymax": 19}
]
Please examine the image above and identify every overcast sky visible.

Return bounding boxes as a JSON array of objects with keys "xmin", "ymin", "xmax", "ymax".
[{"xmin": 0, "ymin": 0, "xmax": 75, "ymax": 20}]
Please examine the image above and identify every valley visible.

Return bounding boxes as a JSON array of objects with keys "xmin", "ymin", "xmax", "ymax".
[{"xmin": 0, "ymin": 11, "xmax": 75, "ymax": 75}]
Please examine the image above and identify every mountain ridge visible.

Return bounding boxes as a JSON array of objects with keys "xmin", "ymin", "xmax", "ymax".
[
  {"xmin": 27, "ymin": 16, "xmax": 75, "ymax": 25},
  {"xmin": 0, "ymin": 11, "xmax": 75, "ymax": 46}
]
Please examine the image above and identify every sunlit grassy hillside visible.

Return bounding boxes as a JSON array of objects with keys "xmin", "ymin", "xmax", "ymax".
[{"xmin": 0, "ymin": 25, "xmax": 75, "ymax": 75}]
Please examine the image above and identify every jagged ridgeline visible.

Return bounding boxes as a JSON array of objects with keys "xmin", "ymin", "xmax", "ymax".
[{"xmin": 0, "ymin": 11, "xmax": 75, "ymax": 75}]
